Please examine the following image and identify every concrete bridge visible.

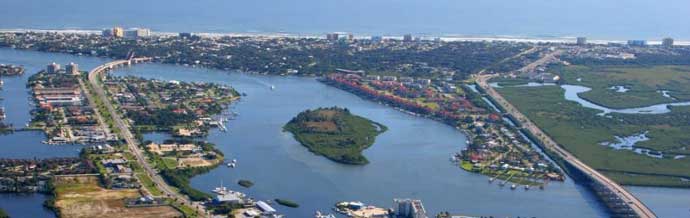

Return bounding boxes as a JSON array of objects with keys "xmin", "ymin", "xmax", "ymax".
[
  {"xmin": 90, "ymin": 57, "xmax": 152, "ymax": 80},
  {"xmin": 477, "ymin": 74, "xmax": 657, "ymax": 218}
]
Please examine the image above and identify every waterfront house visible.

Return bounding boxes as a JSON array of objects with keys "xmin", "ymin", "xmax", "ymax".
[
  {"xmin": 382, "ymin": 76, "xmax": 397, "ymax": 81},
  {"xmin": 101, "ymin": 159, "xmax": 128, "ymax": 167},
  {"xmin": 114, "ymin": 165, "xmax": 133, "ymax": 174},
  {"xmin": 366, "ymin": 75, "xmax": 381, "ymax": 81}
]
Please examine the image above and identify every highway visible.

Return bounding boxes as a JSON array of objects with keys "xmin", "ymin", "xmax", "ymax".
[
  {"xmin": 86, "ymin": 59, "xmax": 208, "ymax": 216},
  {"xmin": 476, "ymin": 74, "xmax": 656, "ymax": 218}
]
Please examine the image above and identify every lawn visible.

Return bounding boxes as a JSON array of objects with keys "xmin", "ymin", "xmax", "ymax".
[
  {"xmin": 161, "ymin": 157, "xmax": 179, "ymax": 169},
  {"xmin": 555, "ymin": 65, "xmax": 690, "ymax": 108},
  {"xmin": 497, "ymin": 85, "xmax": 690, "ymax": 187},
  {"xmin": 124, "ymin": 153, "xmax": 164, "ymax": 196}
]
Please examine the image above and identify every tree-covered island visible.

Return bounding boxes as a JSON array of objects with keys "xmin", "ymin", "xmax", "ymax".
[{"xmin": 284, "ymin": 107, "xmax": 387, "ymax": 165}]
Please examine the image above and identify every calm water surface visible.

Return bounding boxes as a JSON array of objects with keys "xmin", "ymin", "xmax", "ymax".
[
  {"xmin": 0, "ymin": 49, "xmax": 107, "ymax": 159},
  {"xmin": 119, "ymin": 64, "xmax": 606, "ymax": 217},
  {"xmin": 0, "ymin": 49, "xmax": 109, "ymax": 218},
  {"xmin": 1, "ymin": 48, "xmax": 689, "ymax": 217},
  {"xmin": 0, "ymin": 194, "xmax": 55, "ymax": 218},
  {"xmin": 2, "ymin": 0, "xmax": 690, "ymax": 39}
]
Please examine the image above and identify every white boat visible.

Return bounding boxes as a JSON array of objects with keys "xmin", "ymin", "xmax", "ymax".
[
  {"xmin": 488, "ymin": 177, "xmax": 495, "ymax": 183},
  {"xmin": 213, "ymin": 185, "xmax": 228, "ymax": 194},
  {"xmin": 231, "ymin": 159, "xmax": 237, "ymax": 163},
  {"xmin": 524, "ymin": 185, "xmax": 530, "ymax": 190},
  {"xmin": 270, "ymin": 85, "xmax": 275, "ymax": 90},
  {"xmin": 315, "ymin": 211, "xmax": 336, "ymax": 218},
  {"xmin": 227, "ymin": 163, "xmax": 236, "ymax": 168},
  {"xmin": 511, "ymin": 184, "xmax": 517, "ymax": 190},
  {"xmin": 217, "ymin": 117, "xmax": 227, "ymax": 132}
]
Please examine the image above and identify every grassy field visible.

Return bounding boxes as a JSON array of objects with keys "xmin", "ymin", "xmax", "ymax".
[
  {"xmin": 497, "ymin": 85, "xmax": 690, "ymax": 187},
  {"xmin": 555, "ymin": 65, "xmax": 690, "ymax": 108},
  {"xmin": 53, "ymin": 176, "xmax": 181, "ymax": 218},
  {"xmin": 284, "ymin": 107, "xmax": 387, "ymax": 165}
]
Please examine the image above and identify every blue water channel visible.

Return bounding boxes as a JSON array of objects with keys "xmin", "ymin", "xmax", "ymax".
[{"xmin": 1, "ymin": 48, "xmax": 689, "ymax": 217}]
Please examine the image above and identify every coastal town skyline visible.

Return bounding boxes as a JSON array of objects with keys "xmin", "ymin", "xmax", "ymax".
[{"xmin": 2, "ymin": 1, "xmax": 690, "ymax": 218}]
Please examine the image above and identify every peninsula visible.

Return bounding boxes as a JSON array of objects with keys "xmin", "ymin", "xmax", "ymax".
[{"xmin": 284, "ymin": 107, "xmax": 387, "ymax": 165}]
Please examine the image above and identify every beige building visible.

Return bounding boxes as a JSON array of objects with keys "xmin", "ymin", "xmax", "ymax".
[
  {"xmin": 66, "ymin": 62, "xmax": 79, "ymax": 75},
  {"xmin": 113, "ymin": 27, "xmax": 124, "ymax": 38}
]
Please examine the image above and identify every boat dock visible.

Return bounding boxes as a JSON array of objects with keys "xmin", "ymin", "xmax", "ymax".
[{"xmin": 217, "ymin": 117, "xmax": 227, "ymax": 132}]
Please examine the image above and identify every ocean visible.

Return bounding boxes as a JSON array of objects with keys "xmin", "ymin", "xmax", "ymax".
[{"xmin": 1, "ymin": 0, "xmax": 689, "ymax": 40}]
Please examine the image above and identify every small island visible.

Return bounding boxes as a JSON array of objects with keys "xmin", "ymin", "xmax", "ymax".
[
  {"xmin": 275, "ymin": 199, "xmax": 299, "ymax": 208},
  {"xmin": 238, "ymin": 179, "xmax": 254, "ymax": 188},
  {"xmin": 284, "ymin": 107, "xmax": 387, "ymax": 165}
]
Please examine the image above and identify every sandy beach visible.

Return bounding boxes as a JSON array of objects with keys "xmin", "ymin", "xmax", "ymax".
[{"xmin": 2, "ymin": 28, "xmax": 688, "ymax": 45}]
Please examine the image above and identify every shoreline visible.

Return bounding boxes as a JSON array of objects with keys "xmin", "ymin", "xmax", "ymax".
[
  {"xmin": 1, "ymin": 44, "xmax": 689, "ymax": 217},
  {"xmin": 2, "ymin": 28, "xmax": 689, "ymax": 45},
  {"xmin": 3, "ymin": 41, "xmax": 688, "ymax": 183}
]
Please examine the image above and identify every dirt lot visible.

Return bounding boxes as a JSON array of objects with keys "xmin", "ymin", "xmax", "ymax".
[
  {"xmin": 178, "ymin": 157, "xmax": 215, "ymax": 168},
  {"xmin": 53, "ymin": 176, "xmax": 182, "ymax": 218},
  {"xmin": 305, "ymin": 121, "xmax": 338, "ymax": 132},
  {"xmin": 317, "ymin": 110, "xmax": 337, "ymax": 118}
]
